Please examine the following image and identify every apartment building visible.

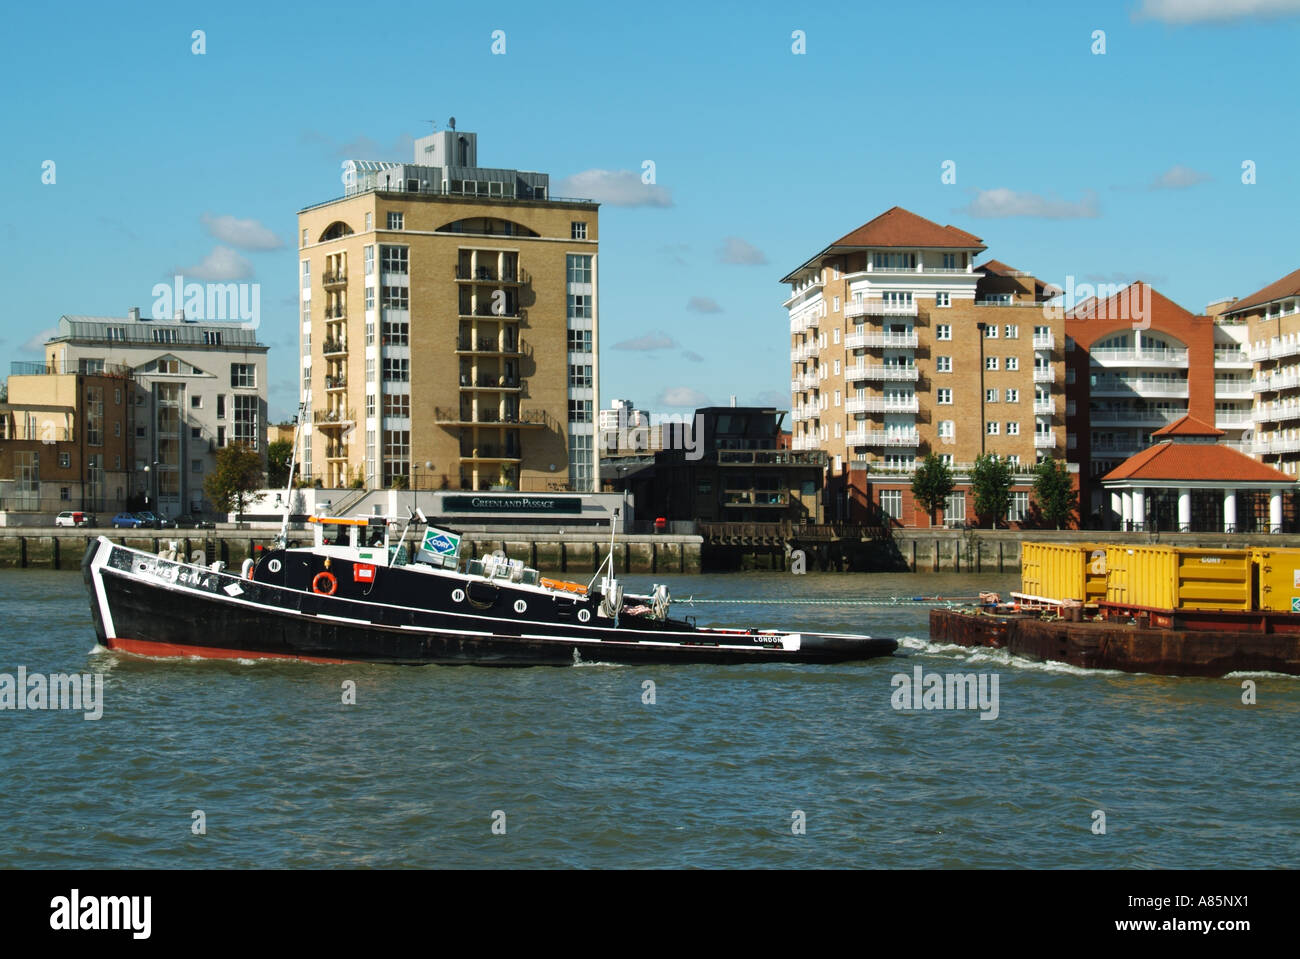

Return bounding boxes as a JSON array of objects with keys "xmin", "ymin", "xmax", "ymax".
[
  {"xmin": 297, "ymin": 127, "xmax": 600, "ymax": 493},
  {"xmin": 1221, "ymin": 267, "xmax": 1300, "ymax": 475},
  {"xmin": 1063, "ymin": 283, "xmax": 1252, "ymax": 521},
  {"xmin": 782, "ymin": 207, "xmax": 1065, "ymax": 527},
  {"xmin": 0, "ymin": 365, "xmax": 134, "ymax": 514},
  {"xmin": 41, "ymin": 312, "xmax": 268, "ymax": 517}
]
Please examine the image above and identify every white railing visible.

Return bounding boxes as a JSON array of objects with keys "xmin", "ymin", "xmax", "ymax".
[
  {"xmin": 1089, "ymin": 348, "xmax": 1187, "ymax": 366},
  {"xmin": 1215, "ymin": 349, "xmax": 1251, "ymax": 366},
  {"xmin": 1034, "ymin": 399, "xmax": 1054, "ymax": 414},
  {"xmin": 1215, "ymin": 378, "xmax": 1252, "ymax": 396},
  {"xmin": 789, "ymin": 379, "xmax": 802, "ymax": 393},
  {"xmin": 1214, "ymin": 411, "xmax": 1254, "ymax": 428},
  {"xmin": 1088, "ymin": 408, "xmax": 1181, "ymax": 424},
  {"xmin": 1033, "ymin": 332, "xmax": 1056, "ymax": 350},
  {"xmin": 844, "ymin": 430, "xmax": 920, "ymax": 447},
  {"xmin": 845, "ymin": 300, "xmax": 919, "ymax": 319},
  {"xmin": 1253, "ymin": 338, "xmax": 1300, "ymax": 362},
  {"xmin": 1255, "ymin": 401, "xmax": 1300, "ymax": 422},
  {"xmin": 844, "ymin": 365, "xmax": 920, "ymax": 382},
  {"xmin": 801, "ymin": 372, "xmax": 818, "ymax": 389},
  {"xmin": 1033, "ymin": 367, "xmax": 1056, "ymax": 383},
  {"xmin": 1252, "ymin": 371, "xmax": 1300, "ymax": 392},
  {"xmin": 1034, "ymin": 433, "xmax": 1055, "ymax": 448},
  {"xmin": 861, "ymin": 397, "xmax": 920, "ymax": 413},
  {"xmin": 1092, "ymin": 378, "xmax": 1187, "ymax": 395},
  {"xmin": 855, "ymin": 332, "xmax": 919, "ymax": 349}
]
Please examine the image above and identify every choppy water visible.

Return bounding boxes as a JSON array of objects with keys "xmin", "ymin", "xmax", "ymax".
[{"xmin": 1, "ymin": 569, "xmax": 1296, "ymax": 869}]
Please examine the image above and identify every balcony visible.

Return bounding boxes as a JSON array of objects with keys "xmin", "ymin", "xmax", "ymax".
[
  {"xmin": 455, "ymin": 265, "xmax": 525, "ymax": 285},
  {"xmin": 845, "ymin": 300, "xmax": 918, "ymax": 319},
  {"xmin": 1032, "ymin": 367, "xmax": 1056, "ymax": 383},
  {"xmin": 322, "ymin": 270, "xmax": 347, "ymax": 288},
  {"xmin": 1215, "ymin": 348, "xmax": 1252, "ymax": 367},
  {"xmin": 1254, "ymin": 400, "xmax": 1300, "ymax": 423},
  {"xmin": 846, "ymin": 396, "xmax": 920, "ymax": 414},
  {"xmin": 1088, "ymin": 408, "xmax": 1181, "ymax": 426},
  {"xmin": 1252, "ymin": 370, "xmax": 1300, "ymax": 393},
  {"xmin": 801, "ymin": 403, "xmax": 820, "ymax": 419},
  {"xmin": 800, "ymin": 372, "xmax": 818, "ymax": 389},
  {"xmin": 1034, "ymin": 398, "xmax": 1054, "ymax": 415},
  {"xmin": 459, "ymin": 445, "xmax": 522, "ymax": 462},
  {"xmin": 321, "ymin": 339, "xmax": 347, "ymax": 357},
  {"xmin": 846, "ymin": 331, "xmax": 919, "ymax": 350},
  {"xmin": 1090, "ymin": 440, "xmax": 1143, "ymax": 456},
  {"xmin": 1215, "ymin": 378, "xmax": 1253, "ymax": 399},
  {"xmin": 844, "ymin": 429, "xmax": 920, "ymax": 447},
  {"xmin": 456, "ymin": 338, "xmax": 521, "ymax": 356},
  {"xmin": 324, "ymin": 306, "xmax": 346, "ymax": 320},
  {"xmin": 1250, "ymin": 338, "xmax": 1300, "ymax": 363},
  {"xmin": 1033, "ymin": 332, "xmax": 1056, "ymax": 350},
  {"xmin": 459, "ymin": 375, "xmax": 522, "ymax": 391},
  {"xmin": 1257, "ymin": 435, "xmax": 1300, "ymax": 455},
  {"xmin": 844, "ymin": 365, "xmax": 919, "ymax": 382},
  {"xmin": 789, "ymin": 379, "xmax": 803, "ymax": 393},
  {"xmin": 458, "ymin": 307, "xmax": 521, "ymax": 321},
  {"xmin": 1089, "ymin": 348, "xmax": 1187, "ymax": 367},
  {"xmin": 324, "ymin": 375, "xmax": 347, "ymax": 392},
  {"xmin": 782, "ymin": 276, "xmax": 826, "ymax": 308},
  {"xmin": 313, "ymin": 407, "xmax": 355, "ymax": 427},
  {"xmin": 1214, "ymin": 411, "xmax": 1254, "ymax": 429},
  {"xmin": 1034, "ymin": 433, "xmax": 1055, "ymax": 448},
  {"xmin": 1091, "ymin": 377, "xmax": 1189, "ymax": 396},
  {"xmin": 722, "ymin": 491, "xmax": 791, "ymax": 508},
  {"xmin": 433, "ymin": 407, "xmax": 552, "ymax": 429}
]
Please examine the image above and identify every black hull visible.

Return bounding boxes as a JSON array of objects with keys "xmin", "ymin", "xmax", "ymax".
[{"xmin": 84, "ymin": 539, "xmax": 897, "ymax": 667}]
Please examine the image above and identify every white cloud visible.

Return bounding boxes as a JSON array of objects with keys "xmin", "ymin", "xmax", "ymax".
[
  {"xmin": 751, "ymin": 389, "xmax": 790, "ymax": 409},
  {"xmin": 686, "ymin": 296, "xmax": 722, "ymax": 313},
  {"xmin": 960, "ymin": 188, "xmax": 1100, "ymax": 219},
  {"xmin": 555, "ymin": 169, "xmax": 673, "ymax": 207},
  {"xmin": 658, "ymin": 386, "xmax": 710, "ymax": 408},
  {"xmin": 613, "ymin": 331, "xmax": 677, "ymax": 351},
  {"xmin": 1135, "ymin": 0, "xmax": 1300, "ymax": 23},
  {"xmin": 1149, "ymin": 164, "xmax": 1211, "ymax": 189},
  {"xmin": 21, "ymin": 327, "xmax": 58, "ymax": 353},
  {"xmin": 201, "ymin": 213, "xmax": 284, "ymax": 250},
  {"xmin": 174, "ymin": 246, "xmax": 255, "ymax": 281},
  {"xmin": 717, "ymin": 236, "xmax": 768, "ymax": 265}
]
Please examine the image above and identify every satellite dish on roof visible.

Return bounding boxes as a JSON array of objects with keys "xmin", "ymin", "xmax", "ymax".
[{"xmin": 448, "ymin": 116, "xmax": 456, "ymax": 131}]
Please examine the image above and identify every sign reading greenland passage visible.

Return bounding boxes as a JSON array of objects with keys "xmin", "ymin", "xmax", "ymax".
[{"xmin": 442, "ymin": 495, "xmax": 582, "ymax": 514}]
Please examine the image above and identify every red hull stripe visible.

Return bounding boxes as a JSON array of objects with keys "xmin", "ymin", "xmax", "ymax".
[{"xmin": 106, "ymin": 637, "xmax": 354, "ymax": 665}]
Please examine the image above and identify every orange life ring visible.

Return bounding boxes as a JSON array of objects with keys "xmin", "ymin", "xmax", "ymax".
[{"xmin": 312, "ymin": 571, "xmax": 338, "ymax": 596}]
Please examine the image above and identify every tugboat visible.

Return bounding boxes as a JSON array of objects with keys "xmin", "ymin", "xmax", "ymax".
[
  {"xmin": 82, "ymin": 411, "xmax": 897, "ymax": 667},
  {"xmin": 82, "ymin": 510, "xmax": 897, "ymax": 666}
]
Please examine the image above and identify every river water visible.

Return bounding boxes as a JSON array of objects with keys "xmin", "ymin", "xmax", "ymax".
[{"xmin": 1, "ymin": 569, "xmax": 1295, "ymax": 869}]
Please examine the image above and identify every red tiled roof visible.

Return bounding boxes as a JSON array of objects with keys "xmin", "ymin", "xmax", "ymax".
[
  {"xmin": 1151, "ymin": 414, "xmax": 1223, "ymax": 437},
  {"xmin": 1224, "ymin": 266, "xmax": 1300, "ymax": 315},
  {"xmin": 1066, "ymin": 281, "xmax": 1198, "ymax": 324},
  {"xmin": 976, "ymin": 259, "xmax": 1020, "ymax": 275},
  {"xmin": 1101, "ymin": 442, "xmax": 1293, "ymax": 484},
  {"xmin": 831, "ymin": 207, "xmax": 985, "ymax": 250}
]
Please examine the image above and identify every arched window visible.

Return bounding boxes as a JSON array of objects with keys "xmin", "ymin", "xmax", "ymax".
[{"xmin": 320, "ymin": 221, "xmax": 355, "ymax": 241}]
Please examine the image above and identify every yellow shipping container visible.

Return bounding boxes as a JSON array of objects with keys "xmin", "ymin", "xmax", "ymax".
[
  {"xmin": 1249, "ymin": 547, "xmax": 1300, "ymax": 613},
  {"xmin": 1105, "ymin": 545, "xmax": 1251, "ymax": 611},
  {"xmin": 1020, "ymin": 542, "xmax": 1108, "ymax": 604}
]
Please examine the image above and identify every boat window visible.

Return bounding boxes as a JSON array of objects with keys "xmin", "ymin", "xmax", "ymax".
[{"xmin": 366, "ymin": 525, "xmax": 386, "ymax": 547}]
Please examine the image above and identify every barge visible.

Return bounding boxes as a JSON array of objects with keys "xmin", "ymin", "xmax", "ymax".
[{"xmin": 929, "ymin": 542, "xmax": 1300, "ymax": 677}]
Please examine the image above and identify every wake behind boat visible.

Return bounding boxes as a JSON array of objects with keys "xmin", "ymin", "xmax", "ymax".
[{"xmin": 81, "ymin": 514, "xmax": 897, "ymax": 667}]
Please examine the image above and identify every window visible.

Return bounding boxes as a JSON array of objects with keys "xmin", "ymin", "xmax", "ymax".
[
  {"xmin": 569, "ymin": 433, "xmax": 592, "ymax": 488},
  {"xmin": 834, "ymin": 390, "xmax": 841, "ymax": 407},
  {"xmin": 114, "ymin": 389, "xmax": 121, "ymax": 405},
  {"xmin": 365, "ymin": 286, "xmax": 375, "ymax": 311},
  {"xmin": 217, "ymin": 426, "xmax": 226, "ymax": 447},
  {"xmin": 833, "ymin": 296, "xmax": 840, "ymax": 312},
  {"xmin": 567, "ymin": 293, "xmax": 592, "ymax": 320},
  {"xmin": 936, "ymin": 356, "xmax": 952, "ymax": 372},
  {"xmin": 366, "ymin": 393, "xmax": 376, "ymax": 417},
  {"xmin": 1007, "ymin": 491, "xmax": 1028, "ymax": 524},
  {"xmin": 944, "ymin": 492, "xmax": 965, "ymax": 524},
  {"xmin": 1007, "ymin": 454, "xmax": 1020, "ymax": 466},
  {"xmin": 60, "ymin": 487, "xmax": 70, "ymax": 501},
  {"xmin": 566, "ymin": 254, "xmax": 593, "ymax": 284},
  {"xmin": 231, "ymin": 364, "xmax": 256, "ymax": 388},
  {"xmin": 942, "ymin": 253, "xmax": 958, "ymax": 270},
  {"xmin": 382, "ymin": 316, "xmax": 409, "ymax": 346},
  {"xmin": 872, "ymin": 252, "xmax": 916, "ymax": 270},
  {"xmin": 1065, "ymin": 368, "xmax": 1076, "ymax": 385},
  {"xmin": 152, "ymin": 328, "xmax": 178, "ymax": 344},
  {"xmin": 380, "ymin": 246, "xmax": 408, "ymax": 274},
  {"xmin": 832, "ymin": 328, "xmax": 840, "ymax": 344},
  {"xmin": 301, "ymin": 260, "xmax": 310, "ymax": 289},
  {"xmin": 1004, "ymin": 324, "xmax": 1018, "ymax": 339},
  {"xmin": 940, "ymin": 453, "xmax": 953, "ymax": 466},
  {"xmin": 936, "ymin": 325, "xmax": 952, "ymax": 341},
  {"xmin": 381, "ymin": 286, "xmax": 409, "ymax": 310},
  {"xmin": 191, "ymin": 426, "xmax": 202, "ymax": 439},
  {"xmin": 366, "ymin": 318, "xmax": 375, "ymax": 346},
  {"xmin": 387, "ymin": 212, "xmax": 404, "ymax": 230},
  {"xmin": 568, "ymin": 364, "xmax": 593, "ymax": 388},
  {"xmin": 364, "ymin": 245, "xmax": 375, "ymax": 275},
  {"xmin": 1007, "ymin": 422, "xmax": 1020, "ymax": 435},
  {"xmin": 984, "ymin": 325, "xmax": 998, "ymax": 339},
  {"xmin": 880, "ymin": 489, "xmax": 902, "ymax": 520},
  {"xmin": 192, "ymin": 460, "xmax": 203, "ymax": 474},
  {"xmin": 85, "ymin": 387, "xmax": 103, "ymax": 446},
  {"xmin": 1065, "ymin": 336, "xmax": 1075, "ymax": 352},
  {"xmin": 233, "ymin": 395, "xmax": 259, "ymax": 449},
  {"xmin": 382, "ymin": 393, "xmax": 411, "ymax": 418},
  {"xmin": 571, "ymin": 221, "xmax": 588, "ymax": 240},
  {"xmin": 568, "ymin": 399, "xmax": 593, "ymax": 423},
  {"xmin": 382, "ymin": 358, "xmax": 409, "ymax": 382},
  {"xmin": 58, "ymin": 452, "xmax": 70, "ymax": 468},
  {"xmin": 986, "ymin": 356, "xmax": 999, "ymax": 370},
  {"xmin": 833, "ymin": 360, "xmax": 841, "ymax": 375},
  {"xmin": 366, "ymin": 358, "xmax": 376, "ymax": 383},
  {"xmin": 301, "ymin": 228, "xmax": 307, "ymax": 247},
  {"xmin": 987, "ymin": 421, "xmax": 1000, "ymax": 435},
  {"xmin": 937, "ymin": 388, "xmax": 953, "ymax": 405},
  {"xmin": 203, "ymin": 330, "xmax": 223, "ymax": 346},
  {"xmin": 1006, "ymin": 388, "xmax": 1019, "ymax": 403},
  {"xmin": 567, "ymin": 329, "xmax": 593, "ymax": 353},
  {"xmin": 935, "ymin": 292, "xmax": 951, "ymax": 308},
  {"xmin": 986, "ymin": 389, "xmax": 998, "ymax": 403},
  {"xmin": 382, "ymin": 430, "xmax": 410, "ymax": 487},
  {"xmin": 1006, "ymin": 356, "xmax": 1019, "ymax": 371}
]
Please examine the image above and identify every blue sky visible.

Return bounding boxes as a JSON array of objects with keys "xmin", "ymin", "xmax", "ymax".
[{"xmin": 3, "ymin": 0, "xmax": 1298, "ymax": 421}]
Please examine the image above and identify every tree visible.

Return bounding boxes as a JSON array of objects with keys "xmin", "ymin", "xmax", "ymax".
[
  {"xmin": 204, "ymin": 443, "xmax": 264, "ymax": 517},
  {"xmin": 1033, "ymin": 457, "xmax": 1079, "ymax": 529},
  {"xmin": 911, "ymin": 453, "xmax": 954, "ymax": 526},
  {"xmin": 970, "ymin": 454, "xmax": 1013, "ymax": 528},
  {"xmin": 266, "ymin": 440, "xmax": 293, "ymax": 489}
]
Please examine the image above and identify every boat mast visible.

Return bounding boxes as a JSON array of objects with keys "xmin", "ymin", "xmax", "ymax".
[{"xmin": 273, "ymin": 402, "xmax": 306, "ymax": 550}]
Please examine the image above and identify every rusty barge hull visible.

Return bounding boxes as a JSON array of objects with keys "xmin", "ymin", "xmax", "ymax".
[{"xmin": 929, "ymin": 608, "xmax": 1300, "ymax": 677}]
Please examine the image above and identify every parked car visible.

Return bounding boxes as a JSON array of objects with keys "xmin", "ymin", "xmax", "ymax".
[
  {"xmin": 174, "ymin": 512, "xmax": 215, "ymax": 530},
  {"xmin": 134, "ymin": 511, "xmax": 176, "ymax": 529},
  {"xmin": 54, "ymin": 511, "xmax": 89, "ymax": 528},
  {"xmin": 111, "ymin": 512, "xmax": 147, "ymax": 529}
]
